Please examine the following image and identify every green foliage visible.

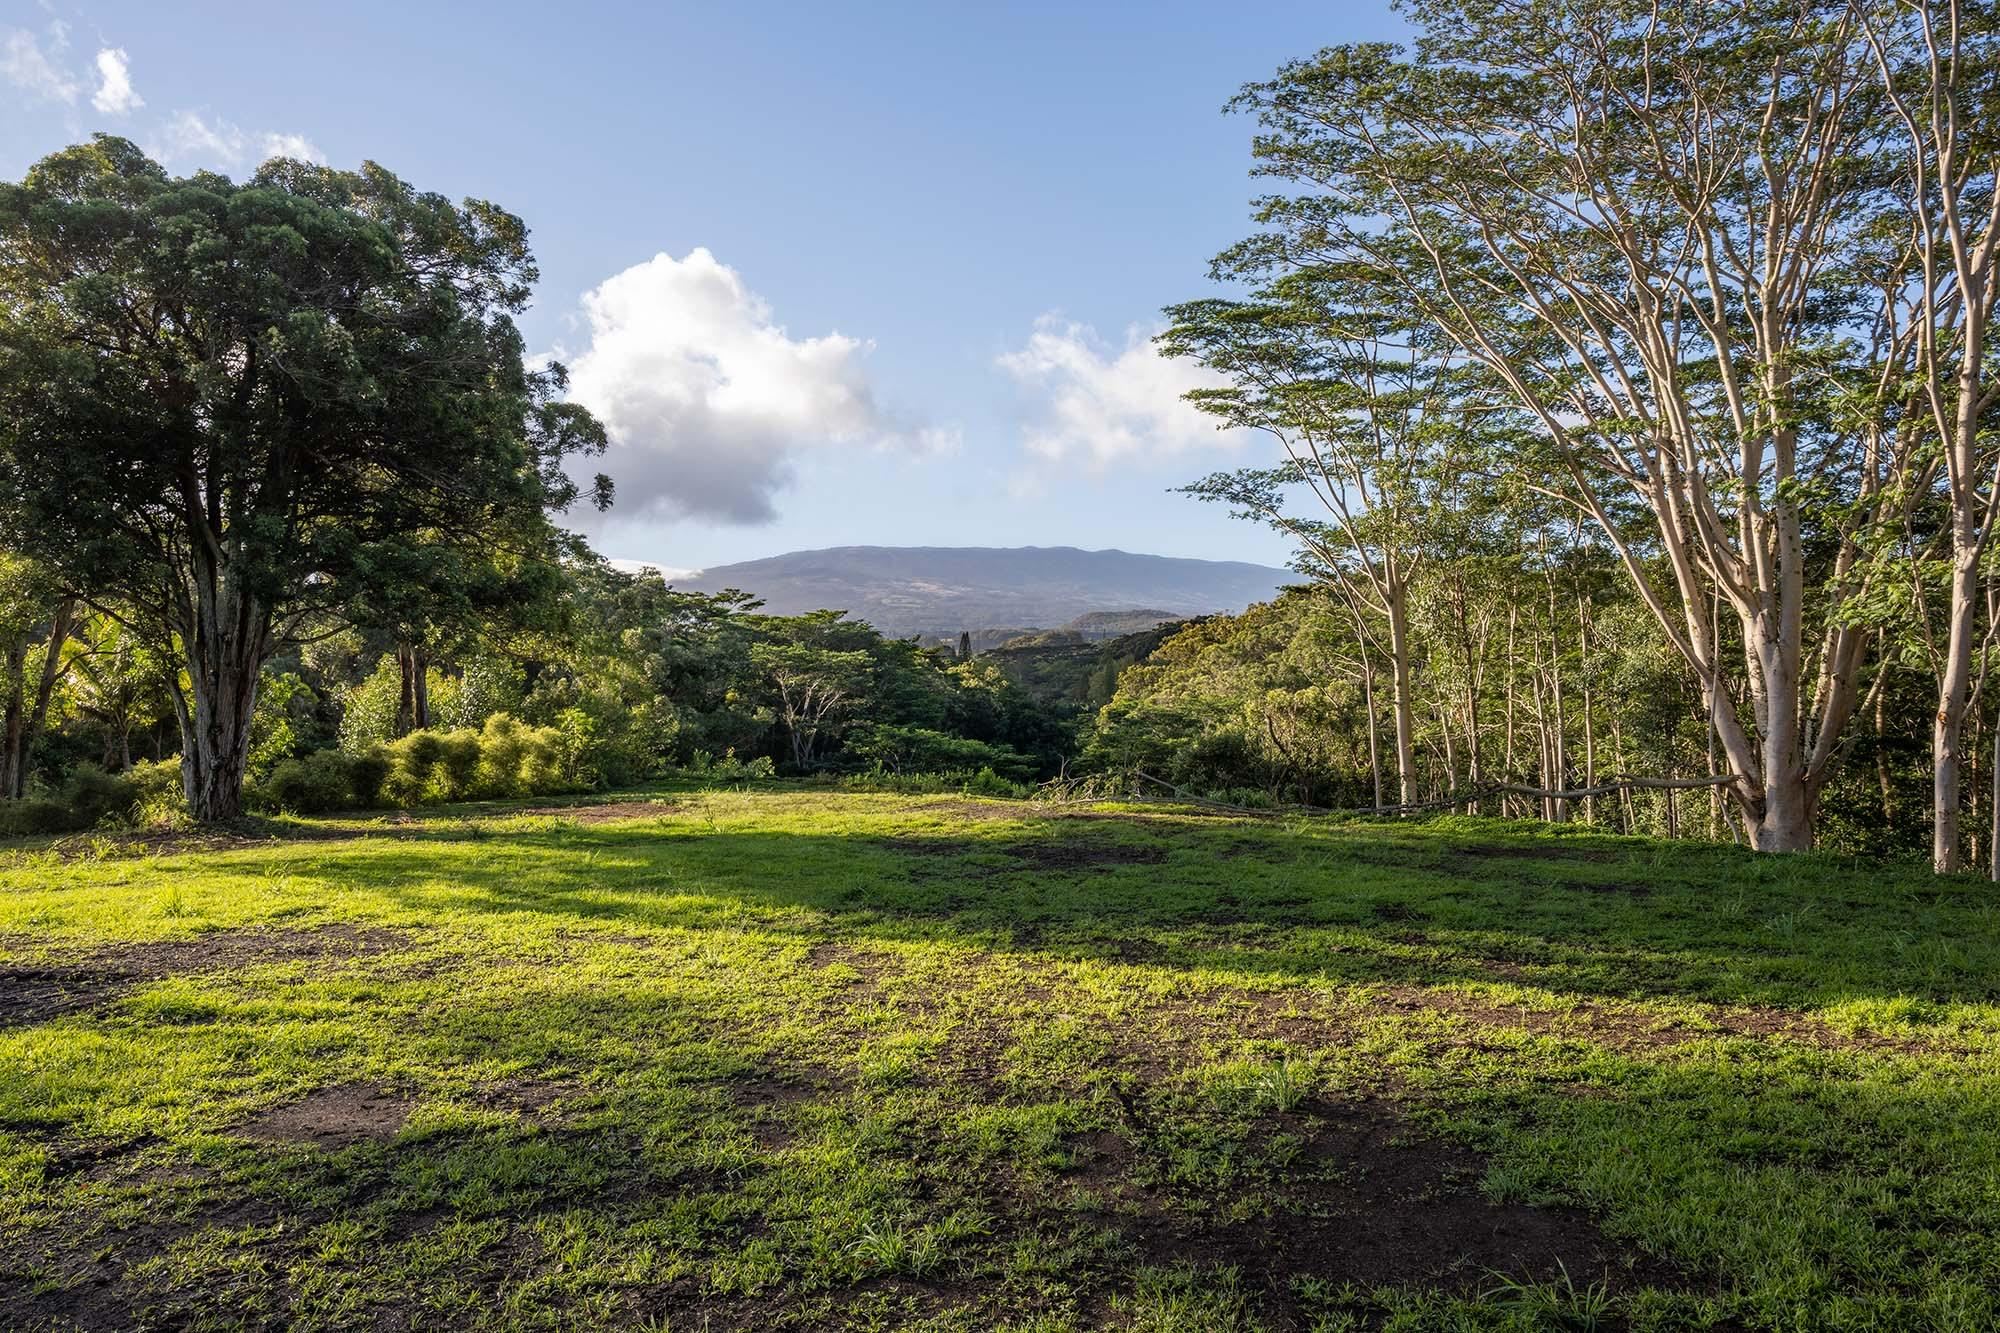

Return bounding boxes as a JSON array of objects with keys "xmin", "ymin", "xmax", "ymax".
[
  {"xmin": 257, "ymin": 714, "xmax": 580, "ymax": 813},
  {"xmin": 338, "ymin": 656, "xmax": 406, "ymax": 753},
  {"xmin": 1084, "ymin": 592, "xmax": 1374, "ymax": 809},
  {"xmin": 125, "ymin": 758, "xmax": 189, "ymax": 827},
  {"xmin": 431, "ymin": 656, "xmax": 524, "ymax": 732},
  {"xmin": 846, "ymin": 723, "xmax": 1036, "ymax": 781},
  {"xmin": 249, "ymin": 671, "xmax": 315, "ymax": 778},
  {"xmin": 837, "ymin": 765, "xmax": 1033, "ymax": 799},
  {"xmin": 0, "ymin": 137, "xmax": 609, "ymax": 819},
  {"xmin": 255, "ymin": 750, "xmax": 366, "ymax": 815},
  {"xmin": 0, "ymin": 764, "xmax": 138, "ymax": 834},
  {"xmin": 676, "ymin": 749, "xmax": 778, "ymax": 784}
]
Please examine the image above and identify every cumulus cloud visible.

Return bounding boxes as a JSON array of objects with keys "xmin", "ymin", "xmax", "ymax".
[
  {"xmin": 1, "ymin": 26, "xmax": 79, "ymax": 104},
  {"xmin": 564, "ymin": 248, "xmax": 955, "ymax": 525},
  {"xmin": 998, "ymin": 315, "xmax": 1242, "ymax": 466},
  {"xmin": 153, "ymin": 112, "xmax": 324, "ymax": 168},
  {"xmin": 258, "ymin": 131, "xmax": 325, "ymax": 164},
  {"xmin": 90, "ymin": 46, "xmax": 139, "ymax": 114},
  {"xmin": 156, "ymin": 109, "xmax": 243, "ymax": 161}
]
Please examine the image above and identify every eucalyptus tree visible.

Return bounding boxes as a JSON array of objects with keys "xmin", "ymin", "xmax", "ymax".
[
  {"xmin": 1221, "ymin": 0, "xmax": 1917, "ymax": 849},
  {"xmin": 0, "ymin": 137, "xmax": 610, "ymax": 819},
  {"xmin": 1854, "ymin": 0, "xmax": 2000, "ymax": 870},
  {"xmin": 1164, "ymin": 275, "xmax": 1509, "ymax": 807}
]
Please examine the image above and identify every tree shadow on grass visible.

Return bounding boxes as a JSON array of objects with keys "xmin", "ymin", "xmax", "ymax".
[
  {"xmin": 293, "ymin": 815, "xmax": 2000, "ymax": 1017},
  {"xmin": 6, "ymin": 1037, "xmax": 1782, "ymax": 1333}
]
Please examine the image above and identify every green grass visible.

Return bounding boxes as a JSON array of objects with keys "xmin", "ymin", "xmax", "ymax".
[{"xmin": 2, "ymin": 786, "xmax": 1997, "ymax": 1331}]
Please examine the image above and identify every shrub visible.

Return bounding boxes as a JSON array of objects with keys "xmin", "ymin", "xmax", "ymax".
[
  {"xmin": 835, "ymin": 765, "xmax": 1032, "ymax": 799},
  {"xmin": 961, "ymin": 766, "xmax": 1031, "ymax": 799},
  {"xmin": 846, "ymin": 724, "xmax": 1036, "ymax": 781},
  {"xmin": 254, "ymin": 750, "xmax": 358, "ymax": 814},
  {"xmin": 679, "ymin": 748, "xmax": 776, "ymax": 784},
  {"xmin": 367, "ymin": 714, "xmax": 583, "ymax": 808},
  {"xmin": 0, "ymin": 764, "xmax": 140, "ymax": 836},
  {"xmin": 126, "ymin": 758, "xmax": 190, "ymax": 826},
  {"xmin": 382, "ymin": 731, "xmax": 446, "ymax": 805},
  {"xmin": 61, "ymin": 764, "xmax": 139, "ymax": 826},
  {"xmin": 436, "ymin": 730, "xmax": 481, "ymax": 797},
  {"xmin": 0, "ymin": 797, "xmax": 78, "ymax": 836},
  {"xmin": 348, "ymin": 747, "xmax": 390, "ymax": 807}
]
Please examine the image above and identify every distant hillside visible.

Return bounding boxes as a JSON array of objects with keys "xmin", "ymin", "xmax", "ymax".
[{"xmin": 672, "ymin": 547, "xmax": 1290, "ymax": 638}]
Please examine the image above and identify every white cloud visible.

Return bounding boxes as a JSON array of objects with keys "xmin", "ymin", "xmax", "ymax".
[
  {"xmin": 153, "ymin": 112, "xmax": 324, "ymax": 168},
  {"xmin": 89, "ymin": 46, "xmax": 139, "ymax": 114},
  {"xmin": 259, "ymin": 131, "xmax": 325, "ymax": 164},
  {"xmin": 156, "ymin": 109, "xmax": 244, "ymax": 162},
  {"xmin": 998, "ymin": 315, "xmax": 1242, "ymax": 466},
  {"xmin": 1, "ymin": 27, "xmax": 79, "ymax": 104},
  {"xmin": 564, "ymin": 248, "xmax": 955, "ymax": 525},
  {"xmin": 606, "ymin": 558, "xmax": 701, "ymax": 581}
]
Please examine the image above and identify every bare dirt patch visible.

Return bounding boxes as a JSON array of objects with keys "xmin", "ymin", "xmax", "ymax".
[
  {"xmin": 1095, "ymin": 1095, "xmax": 1688, "ymax": 1317},
  {"xmin": 806, "ymin": 940, "xmax": 896, "ymax": 984},
  {"xmin": 0, "ymin": 925, "xmax": 410, "ymax": 1028},
  {"xmin": 1012, "ymin": 840, "xmax": 1168, "ymax": 872},
  {"xmin": 234, "ymin": 1083, "xmax": 414, "ymax": 1148},
  {"xmin": 876, "ymin": 834, "xmax": 1169, "ymax": 875},
  {"xmin": 469, "ymin": 1075, "xmax": 580, "ymax": 1122}
]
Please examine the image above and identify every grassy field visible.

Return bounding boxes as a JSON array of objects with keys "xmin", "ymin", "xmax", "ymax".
[{"xmin": 2, "ymin": 787, "xmax": 1998, "ymax": 1332}]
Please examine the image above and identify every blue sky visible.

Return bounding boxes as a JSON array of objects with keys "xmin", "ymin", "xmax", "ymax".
[{"xmin": 1, "ymin": 0, "xmax": 1406, "ymax": 573}]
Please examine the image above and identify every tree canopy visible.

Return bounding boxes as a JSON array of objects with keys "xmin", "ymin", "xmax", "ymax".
[{"xmin": 0, "ymin": 137, "xmax": 610, "ymax": 817}]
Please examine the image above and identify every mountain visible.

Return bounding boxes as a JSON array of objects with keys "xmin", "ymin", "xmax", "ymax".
[{"xmin": 670, "ymin": 546, "xmax": 1292, "ymax": 638}]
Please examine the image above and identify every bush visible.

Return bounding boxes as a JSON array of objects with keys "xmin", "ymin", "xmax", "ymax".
[
  {"xmin": 254, "ymin": 750, "xmax": 359, "ymax": 814},
  {"xmin": 0, "ymin": 797, "xmax": 79, "ymax": 836},
  {"xmin": 961, "ymin": 766, "xmax": 1032, "ymax": 799},
  {"xmin": 846, "ymin": 725, "xmax": 1036, "ymax": 781},
  {"xmin": 126, "ymin": 758, "xmax": 189, "ymax": 826},
  {"xmin": 0, "ymin": 764, "xmax": 140, "ymax": 836},
  {"xmin": 678, "ymin": 749, "xmax": 776, "ymax": 784},
  {"xmin": 835, "ymin": 765, "xmax": 1032, "ymax": 799},
  {"xmin": 375, "ymin": 714, "xmax": 581, "ymax": 807},
  {"xmin": 248, "ymin": 714, "xmax": 584, "ymax": 815},
  {"xmin": 348, "ymin": 747, "xmax": 390, "ymax": 807}
]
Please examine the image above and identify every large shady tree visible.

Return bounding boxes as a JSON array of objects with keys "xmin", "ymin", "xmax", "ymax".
[{"xmin": 0, "ymin": 137, "xmax": 610, "ymax": 819}]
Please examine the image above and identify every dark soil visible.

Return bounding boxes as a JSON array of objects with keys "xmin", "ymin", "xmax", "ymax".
[
  {"xmin": 1011, "ymin": 840, "xmax": 1168, "ymax": 872},
  {"xmin": 233, "ymin": 1083, "xmax": 414, "ymax": 1147},
  {"xmin": 1090, "ymin": 1094, "xmax": 1690, "ymax": 1326},
  {"xmin": 0, "ymin": 925, "xmax": 410, "ymax": 1029},
  {"xmin": 877, "ymin": 834, "xmax": 1169, "ymax": 874}
]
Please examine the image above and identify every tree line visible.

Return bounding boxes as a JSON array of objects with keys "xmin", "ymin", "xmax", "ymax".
[
  {"xmin": 0, "ymin": 139, "xmax": 1061, "ymax": 828},
  {"xmin": 2, "ymin": 0, "xmax": 1994, "ymax": 876},
  {"xmin": 1156, "ymin": 0, "xmax": 1998, "ymax": 871}
]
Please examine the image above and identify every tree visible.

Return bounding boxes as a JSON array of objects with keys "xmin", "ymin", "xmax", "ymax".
[
  {"xmin": 0, "ymin": 138, "xmax": 609, "ymax": 819},
  {"xmin": 1222, "ymin": 1, "xmax": 1916, "ymax": 849},
  {"xmin": 1164, "ymin": 279, "xmax": 1507, "ymax": 807},
  {"xmin": 751, "ymin": 638, "xmax": 870, "ymax": 769},
  {"xmin": 0, "ymin": 555, "xmax": 79, "ymax": 798},
  {"xmin": 1854, "ymin": 0, "xmax": 2000, "ymax": 871}
]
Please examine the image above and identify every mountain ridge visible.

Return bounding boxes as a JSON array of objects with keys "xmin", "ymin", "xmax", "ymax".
[{"xmin": 665, "ymin": 545, "xmax": 1292, "ymax": 637}]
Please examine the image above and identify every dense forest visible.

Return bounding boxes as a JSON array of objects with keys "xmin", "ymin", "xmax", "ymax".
[{"xmin": 1, "ymin": 0, "xmax": 1995, "ymax": 877}]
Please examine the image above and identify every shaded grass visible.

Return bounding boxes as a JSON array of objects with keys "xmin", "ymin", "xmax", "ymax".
[{"xmin": 0, "ymin": 788, "xmax": 1995, "ymax": 1330}]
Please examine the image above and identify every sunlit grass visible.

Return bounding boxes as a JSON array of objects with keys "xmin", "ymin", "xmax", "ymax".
[{"xmin": 1, "ymin": 787, "xmax": 1995, "ymax": 1329}]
